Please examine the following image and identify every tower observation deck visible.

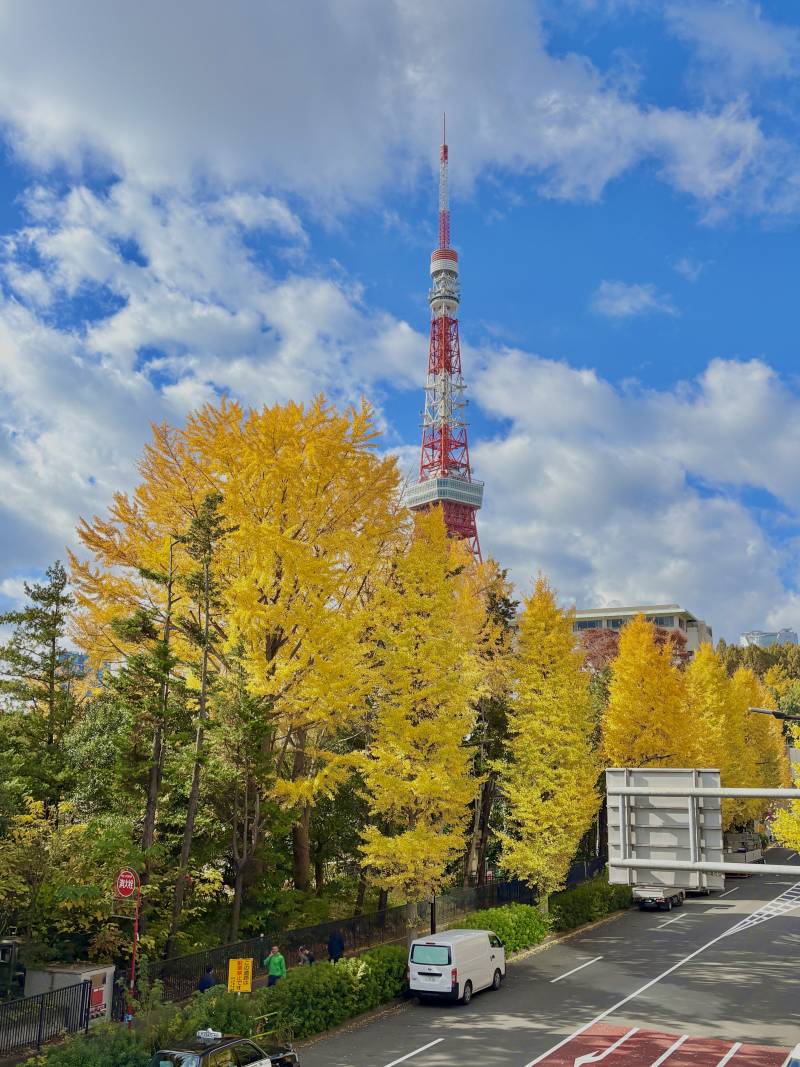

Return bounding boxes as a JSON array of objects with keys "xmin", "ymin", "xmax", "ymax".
[{"xmin": 404, "ymin": 123, "xmax": 483, "ymax": 560}]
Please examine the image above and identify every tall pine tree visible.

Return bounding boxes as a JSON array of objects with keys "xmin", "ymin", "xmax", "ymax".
[{"xmin": 0, "ymin": 562, "xmax": 83, "ymax": 824}]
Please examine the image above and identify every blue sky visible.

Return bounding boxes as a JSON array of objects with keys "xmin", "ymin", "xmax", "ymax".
[{"xmin": 3, "ymin": 0, "xmax": 800, "ymax": 640}]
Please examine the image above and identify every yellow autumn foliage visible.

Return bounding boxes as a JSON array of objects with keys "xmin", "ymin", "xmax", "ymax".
[
  {"xmin": 603, "ymin": 615, "xmax": 691, "ymax": 768},
  {"xmin": 496, "ymin": 576, "xmax": 599, "ymax": 895},
  {"xmin": 360, "ymin": 511, "xmax": 485, "ymax": 898}
]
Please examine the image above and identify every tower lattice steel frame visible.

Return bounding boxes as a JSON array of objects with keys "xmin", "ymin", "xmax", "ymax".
[{"xmin": 405, "ymin": 121, "xmax": 484, "ymax": 560}]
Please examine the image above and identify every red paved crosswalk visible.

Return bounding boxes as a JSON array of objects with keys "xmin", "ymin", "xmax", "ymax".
[{"xmin": 536, "ymin": 1023, "xmax": 788, "ymax": 1065}]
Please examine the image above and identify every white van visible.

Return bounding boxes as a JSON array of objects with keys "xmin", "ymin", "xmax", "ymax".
[{"xmin": 408, "ymin": 929, "xmax": 506, "ymax": 1004}]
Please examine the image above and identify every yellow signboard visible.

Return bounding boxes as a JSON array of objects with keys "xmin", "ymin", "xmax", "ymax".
[{"xmin": 227, "ymin": 957, "xmax": 253, "ymax": 993}]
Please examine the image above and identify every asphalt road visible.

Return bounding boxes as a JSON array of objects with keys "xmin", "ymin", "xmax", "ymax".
[{"xmin": 301, "ymin": 849, "xmax": 800, "ymax": 1067}]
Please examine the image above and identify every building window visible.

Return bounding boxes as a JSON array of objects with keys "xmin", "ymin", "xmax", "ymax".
[
  {"xmin": 575, "ymin": 620, "xmax": 602, "ymax": 630},
  {"xmin": 607, "ymin": 618, "xmax": 626, "ymax": 630},
  {"xmin": 654, "ymin": 616, "xmax": 675, "ymax": 628}
]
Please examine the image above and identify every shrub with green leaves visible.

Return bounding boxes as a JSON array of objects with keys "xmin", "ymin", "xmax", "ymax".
[
  {"xmin": 25, "ymin": 945, "xmax": 408, "ymax": 1064},
  {"xmin": 22, "ymin": 1024, "xmax": 151, "ymax": 1067},
  {"xmin": 450, "ymin": 903, "xmax": 550, "ymax": 953},
  {"xmin": 167, "ymin": 943, "xmax": 408, "ymax": 1043},
  {"xmin": 550, "ymin": 875, "xmax": 632, "ymax": 931}
]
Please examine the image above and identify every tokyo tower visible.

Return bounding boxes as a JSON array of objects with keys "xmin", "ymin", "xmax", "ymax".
[{"xmin": 405, "ymin": 120, "xmax": 484, "ymax": 560}]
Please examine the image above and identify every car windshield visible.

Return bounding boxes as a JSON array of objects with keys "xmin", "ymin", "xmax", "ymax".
[
  {"xmin": 410, "ymin": 943, "xmax": 450, "ymax": 965},
  {"xmin": 147, "ymin": 1054, "xmax": 201, "ymax": 1067}
]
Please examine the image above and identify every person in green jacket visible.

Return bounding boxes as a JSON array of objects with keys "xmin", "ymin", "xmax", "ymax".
[{"xmin": 266, "ymin": 945, "xmax": 286, "ymax": 986}]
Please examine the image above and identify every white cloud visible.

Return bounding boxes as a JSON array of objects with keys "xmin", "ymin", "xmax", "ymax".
[
  {"xmin": 469, "ymin": 350, "xmax": 800, "ymax": 640},
  {"xmin": 0, "ymin": 576, "xmax": 29, "ymax": 605},
  {"xmin": 673, "ymin": 256, "xmax": 708, "ymax": 282},
  {"xmin": 591, "ymin": 279, "xmax": 678, "ymax": 318},
  {"xmin": 667, "ymin": 1, "xmax": 800, "ymax": 89},
  {"xmin": 0, "ymin": 179, "xmax": 426, "ymax": 569},
  {"xmin": 0, "ymin": 0, "xmax": 789, "ymax": 218}
]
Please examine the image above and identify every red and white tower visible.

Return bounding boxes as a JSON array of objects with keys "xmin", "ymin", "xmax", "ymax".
[{"xmin": 406, "ymin": 122, "xmax": 484, "ymax": 560}]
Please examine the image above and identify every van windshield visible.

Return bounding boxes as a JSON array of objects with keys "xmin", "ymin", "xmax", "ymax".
[{"xmin": 411, "ymin": 944, "xmax": 450, "ymax": 966}]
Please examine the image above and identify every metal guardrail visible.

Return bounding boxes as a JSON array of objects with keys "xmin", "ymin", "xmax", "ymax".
[{"xmin": 0, "ymin": 980, "xmax": 90, "ymax": 1055}]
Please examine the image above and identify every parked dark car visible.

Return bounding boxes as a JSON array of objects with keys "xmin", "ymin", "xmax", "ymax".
[{"xmin": 148, "ymin": 1029, "xmax": 299, "ymax": 1067}]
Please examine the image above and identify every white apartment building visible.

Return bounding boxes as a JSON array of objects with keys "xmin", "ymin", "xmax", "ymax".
[
  {"xmin": 740, "ymin": 629, "xmax": 798, "ymax": 648},
  {"xmin": 573, "ymin": 604, "xmax": 713, "ymax": 653}
]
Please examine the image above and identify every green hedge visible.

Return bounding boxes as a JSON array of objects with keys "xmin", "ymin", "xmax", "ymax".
[
  {"xmin": 23, "ymin": 945, "xmax": 408, "ymax": 1066},
  {"xmin": 22, "ymin": 1025, "xmax": 150, "ymax": 1067},
  {"xmin": 450, "ymin": 902, "xmax": 550, "ymax": 953},
  {"xmin": 170, "ymin": 944, "xmax": 407, "ymax": 1041},
  {"xmin": 550, "ymin": 875, "xmax": 632, "ymax": 931}
]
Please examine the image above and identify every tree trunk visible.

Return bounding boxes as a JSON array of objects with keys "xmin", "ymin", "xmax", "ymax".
[
  {"xmin": 463, "ymin": 790, "xmax": 483, "ymax": 888},
  {"xmin": 353, "ymin": 873, "xmax": 367, "ymax": 916},
  {"xmin": 292, "ymin": 805, "xmax": 311, "ymax": 892},
  {"xmin": 165, "ymin": 559, "xmax": 210, "ymax": 958},
  {"xmin": 377, "ymin": 887, "xmax": 388, "ymax": 912},
  {"xmin": 314, "ymin": 855, "xmax": 325, "ymax": 897},
  {"xmin": 140, "ymin": 543, "xmax": 174, "ymax": 937},
  {"xmin": 229, "ymin": 865, "xmax": 246, "ymax": 943},
  {"xmin": 475, "ymin": 773, "xmax": 496, "ymax": 887}
]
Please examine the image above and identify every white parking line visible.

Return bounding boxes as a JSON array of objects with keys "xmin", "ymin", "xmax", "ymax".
[
  {"xmin": 574, "ymin": 1028, "xmax": 638, "ymax": 1065},
  {"xmin": 383, "ymin": 1038, "xmax": 445, "ymax": 1066},
  {"xmin": 715, "ymin": 1042, "xmax": 742, "ymax": 1066},
  {"xmin": 650, "ymin": 1034, "xmax": 688, "ymax": 1065},
  {"xmin": 550, "ymin": 956, "xmax": 602, "ymax": 983},
  {"xmin": 656, "ymin": 914, "xmax": 685, "ymax": 929},
  {"xmin": 523, "ymin": 880, "xmax": 800, "ymax": 1067},
  {"xmin": 720, "ymin": 887, "xmax": 739, "ymax": 898}
]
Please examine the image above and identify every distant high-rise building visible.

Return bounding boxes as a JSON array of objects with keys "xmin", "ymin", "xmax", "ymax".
[{"xmin": 740, "ymin": 629, "xmax": 798, "ymax": 648}]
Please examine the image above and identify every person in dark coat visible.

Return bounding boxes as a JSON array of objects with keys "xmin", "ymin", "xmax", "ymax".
[
  {"xmin": 197, "ymin": 964, "xmax": 216, "ymax": 992},
  {"xmin": 327, "ymin": 929, "xmax": 345, "ymax": 963},
  {"xmin": 298, "ymin": 945, "xmax": 315, "ymax": 965}
]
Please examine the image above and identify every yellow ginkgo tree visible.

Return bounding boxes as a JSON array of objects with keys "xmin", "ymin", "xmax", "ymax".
[
  {"xmin": 603, "ymin": 615, "xmax": 692, "ymax": 768},
  {"xmin": 360, "ymin": 511, "xmax": 485, "ymax": 899},
  {"xmin": 495, "ymin": 576, "xmax": 599, "ymax": 897}
]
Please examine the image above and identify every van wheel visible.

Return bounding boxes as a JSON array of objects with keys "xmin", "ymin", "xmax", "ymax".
[
  {"xmin": 492, "ymin": 969, "xmax": 502, "ymax": 991},
  {"xmin": 461, "ymin": 980, "xmax": 472, "ymax": 1005}
]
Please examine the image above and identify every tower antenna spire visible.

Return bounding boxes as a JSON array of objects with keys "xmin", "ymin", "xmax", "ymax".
[
  {"xmin": 404, "ymin": 123, "xmax": 484, "ymax": 561},
  {"xmin": 438, "ymin": 114, "xmax": 450, "ymax": 250}
]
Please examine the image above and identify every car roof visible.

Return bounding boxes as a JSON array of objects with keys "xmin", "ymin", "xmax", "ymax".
[
  {"xmin": 412, "ymin": 929, "xmax": 493, "ymax": 944},
  {"xmin": 168, "ymin": 1034, "xmax": 257, "ymax": 1053}
]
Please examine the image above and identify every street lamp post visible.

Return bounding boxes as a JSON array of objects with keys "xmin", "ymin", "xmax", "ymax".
[{"xmin": 748, "ymin": 706, "xmax": 800, "ymax": 723}]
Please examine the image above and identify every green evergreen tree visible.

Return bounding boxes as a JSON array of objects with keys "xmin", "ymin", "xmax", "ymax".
[{"xmin": 0, "ymin": 562, "xmax": 83, "ymax": 824}]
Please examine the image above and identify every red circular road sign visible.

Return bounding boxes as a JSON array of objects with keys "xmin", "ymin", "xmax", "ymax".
[{"xmin": 115, "ymin": 868, "xmax": 139, "ymax": 899}]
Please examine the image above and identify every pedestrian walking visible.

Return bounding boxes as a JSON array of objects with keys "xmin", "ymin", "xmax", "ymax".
[
  {"xmin": 327, "ymin": 928, "xmax": 344, "ymax": 963},
  {"xmin": 197, "ymin": 964, "xmax": 216, "ymax": 992},
  {"xmin": 298, "ymin": 945, "xmax": 315, "ymax": 965},
  {"xmin": 267, "ymin": 944, "xmax": 287, "ymax": 986}
]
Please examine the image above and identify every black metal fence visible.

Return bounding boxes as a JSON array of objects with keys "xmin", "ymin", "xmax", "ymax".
[
  {"xmin": 0, "ymin": 980, "xmax": 90, "ymax": 1056},
  {"xmin": 151, "ymin": 857, "xmax": 605, "ymax": 1005}
]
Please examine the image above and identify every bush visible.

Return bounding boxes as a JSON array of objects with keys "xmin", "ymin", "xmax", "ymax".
[
  {"xmin": 450, "ymin": 903, "xmax": 550, "ymax": 953},
  {"xmin": 168, "ymin": 944, "xmax": 408, "ymax": 1043},
  {"xmin": 25, "ymin": 945, "xmax": 408, "ymax": 1065},
  {"xmin": 550, "ymin": 875, "xmax": 632, "ymax": 931},
  {"xmin": 22, "ymin": 1024, "xmax": 151, "ymax": 1067}
]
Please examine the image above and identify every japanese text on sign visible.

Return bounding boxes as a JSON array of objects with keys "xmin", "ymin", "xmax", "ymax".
[{"xmin": 227, "ymin": 957, "xmax": 253, "ymax": 993}]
